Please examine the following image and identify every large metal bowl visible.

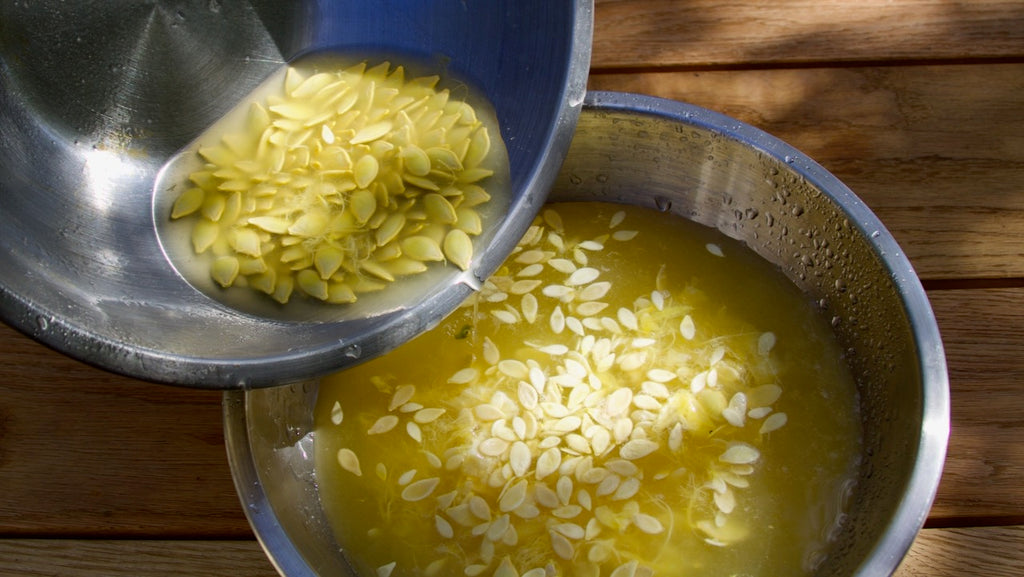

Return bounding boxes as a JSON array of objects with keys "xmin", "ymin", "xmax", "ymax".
[
  {"xmin": 224, "ymin": 93, "xmax": 949, "ymax": 576},
  {"xmin": 0, "ymin": 0, "xmax": 593, "ymax": 388}
]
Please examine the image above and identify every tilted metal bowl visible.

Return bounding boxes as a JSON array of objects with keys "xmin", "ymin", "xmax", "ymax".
[
  {"xmin": 224, "ymin": 93, "xmax": 949, "ymax": 576},
  {"xmin": 0, "ymin": 0, "xmax": 593, "ymax": 388}
]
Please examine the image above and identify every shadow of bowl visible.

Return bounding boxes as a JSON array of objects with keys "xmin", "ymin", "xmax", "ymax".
[{"xmin": 0, "ymin": 0, "xmax": 593, "ymax": 388}]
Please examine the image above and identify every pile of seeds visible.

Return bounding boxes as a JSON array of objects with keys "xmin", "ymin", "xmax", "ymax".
[
  {"xmin": 169, "ymin": 61, "xmax": 496, "ymax": 304},
  {"xmin": 324, "ymin": 206, "xmax": 788, "ymax": 577}
]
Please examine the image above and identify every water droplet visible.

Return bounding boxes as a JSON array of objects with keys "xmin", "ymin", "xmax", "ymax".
[
  {"xmin": 870, "ymin": 231, "xmax": 881, "ymax": 239},
  {"xmin": 342, "ymin": 344, "xmax": 362, "ymax": 359},
  {"xmin": 36, "ymin": 315, "xmax": 50, "ymax": 331},
  {"xmin": 654, "ymin": 196, "xmax": 673, "ymax": 212},
  {"xmin": 784, "ymin": 155, "xmax": 795, "ymax": 164},
  {"xmin": 568, "ymin": 174, "xmax": 582, "ymax": 185},
  {"xmin": 460, "ymin": 273, "xmax": 483, "ymax": 292}
]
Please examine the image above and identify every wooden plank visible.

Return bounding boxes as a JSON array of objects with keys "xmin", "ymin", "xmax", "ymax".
[
  {"xmin": 0, "ymin": 539, "xmax": 278, "ymax": 577},
  {"xmin": 589, "ymin": 63, "xmax": 1024, "ymax": 280},
  {"xmin": 0, "ymin": 526, "xmax": 1020, "ymax": 576},
  {"xmin": 926, "ymin": 288, "xmax": 1024, "ymax": 522},
  {"xmin": 0, "ymin": 324, "xmax": 250, "ymax": 537},
  {"xmin": 895, "ymin": 526, "xmax": 1024, "ymax": 577},
  {"xmin": 592, "ymin": 0, "xmax": 1024, "ymax": 69}
]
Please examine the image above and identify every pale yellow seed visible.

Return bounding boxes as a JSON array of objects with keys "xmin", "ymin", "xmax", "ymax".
[
  {"xmin": 469, "ymin": 495, "xmax": 491, "ymax": 520},
  {"xmin": 479, "ymin": 437, "xmax": 509, "ymax": 457},
  {"xmin": 509, "ymin": 441, "xmax": 531, "ymax": 478},
  {"xmin": 760, "ymin": 412, "xmax": 788, "ymax": 434},
  {"xmin": 610, "ymin": 560, "xmax": 640, "ymax": 577},
  {"xmin": 376, "ymin": 562, "xmax": 396, "ymax": 577},
  {"xmin": 388, "ymin": 385, "xmax": 416, "ymax": 411},
  {"xmin": 402, "ymin": 235, "xmax": 444, "ymax": 262},
  {"xmin": 535, "ymin": 447, "xmax": 561, "ymax": 480},
  {"xmin": 327, "ymin": 282, "xmax": 357, "ymax": 304},
  {"xmin": 400, "ymin": 144, "xmax": 431, "ymax": 176},
  {"xmin": 493, "ymin": 557, "xmax": 517, "ymax": 577},
  {"xmin": 427, "ymin": 146, "xmax": 463, "ymax": 172},
  {"xmin": 549, "ymin": 530, "xmax": 574, "ymax": 560},
  {"xmin": 448, "ymin": 367, "xmax": 478, "ymax": 385},
  {"xmin": 288, "ymin": 211, "xmax": 328, "ymax": 237},
  {"xmin": 171, "ymin": 187, "xmax": 205, "ymax": 219},
  {"xmin": 435, "ymin": 515, "xmax": 454, "ymax": 539},
  {"xmin": 330, "ymin": 401, "xmax": 344, "ymax": 425},
  {"xmin": 634, "ymin": 513, "xmax": 664, "ymax": 534},
  {"xmin": 720, "ymin": 443, "xmax": 760, "ymax": 464},
  {"xmin": 401, "ymin": 477, "xmax": 440, "ymax": 502},
  {"xmin": 414, "ymin": 407, "xmax": 446, "ymax": 424},
  {"xmin": 455, "ymin": 207, "xmax": 483, "ymax": 235},
  {"xmin": 612, "ymin": 477, "xmax": 641, "ymax": 501},
  {"xmin": 577, "ymin": 282, "xmax": 611, "ymax": 301},
  {"xmin": 211, "ymin": 256, "xmax": 240, "ymax": 287},
  {"xmin": 349, "ymin": 188, "xmax": 377, "ymax": 223},
  {"xmin": 521, "ymin": 293, "xmax": 539, "ymax": 324},
  {"xmin": 337, "ymin": 448, "xmax": 361, "ymax": 476},
  {"xmin": 443, "ymin": 229, "xmax": 473, "ymax": 271},
  {"xmin": 749, "ymin": 384, "xmax": 783, "ymax": 407},
  {"xmin": 680, "ymin": 315, "xmax": 696, "ymax": 340},
  {"xmin": 297, "ymin": 269, "xmax": 329, "ymax": 300},
  {"xmin": 575, "ymin": 302, "xmax": 608, "ymax": 317},
  {"xmin": 247, "ymin": 215, "xmax": 290, "ymax": 234},
  {"xmin": 374, "ymin": 212, "xmax": 406, "ymax": 246},
  {"xmin": 367, "ymin": 414, "xmax": 400, "ymax": 435},
  {"xmin": 491, "ymin": 310, "xmax": 518, "ymax": 324},
  {"xmin": 314, "ymin": 245, "xmax": 345, "ymax": 279},
  {"xmin": 619, "ymin": 439, "xmax": 659, "ymax": 460},
  {"xmin": 463, "ymin": 126, "xmax": 491, "ymax": 169},
  {"xmin": 406, "ymin": 421, "xmax": 422, "ymax": 442},
  {"xmin": 191, "ymin": 220, "xmax": 219, "ymax": 254},
  {"xmin": 566, "ymin": 267, "xmax": 600, "ymax": 286},
  {"xmin": 351, "ymin": 120, "xmax": 393, "ymax": 144},
  {"xmin": 353, "ymin": 154, "xmax": 379, "ymax": 189}
]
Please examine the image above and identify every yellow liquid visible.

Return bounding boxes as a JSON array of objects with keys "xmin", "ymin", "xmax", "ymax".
[{"xmin": 314, "ymin": 202, "xmax": 861, "ymax": 577}]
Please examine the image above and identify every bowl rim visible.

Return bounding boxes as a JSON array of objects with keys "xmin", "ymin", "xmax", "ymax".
[
  {"xmin": 583, "ymin": 90, "xmax": 949, "ymax": 575},
  {"xmin": 224, "ymin": 90, "xmax": 950, "ymax": 577}
]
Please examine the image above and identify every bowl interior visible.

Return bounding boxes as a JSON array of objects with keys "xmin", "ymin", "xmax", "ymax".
[
  {"xmin": 0, "ymin": 0, "xmax": 593, "ymax": 387},
  {"xmin": 225, "ymin": 93, "xmax": 948, "ymax": 576}
]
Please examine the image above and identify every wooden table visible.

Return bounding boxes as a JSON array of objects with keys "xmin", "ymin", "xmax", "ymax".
[{"xmin": 2, "ymin": 1, "xmax": 1022, "ymax": 575}]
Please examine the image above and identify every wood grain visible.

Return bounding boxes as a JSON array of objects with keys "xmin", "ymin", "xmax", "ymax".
[
  {"xmin": 894, "ymin": 526, "xmax": 1024, "ymax": 577},
  {"xmin": 926, "ymin": 288, "xmax": 1024, "ymax": 523},
  {"xmin": 0, "ymin": 539, "xmax": 278, "ymax": 577},
  {"xmin": 0, "ymin": 324, "xmax": 249, "ymax": 537},
  {"xmin": 592, "ymin": 0, "xmax": 1024, "ymax": 69},
  {"xmin": 1, "ymin": 526, "xmax": 1020, "ymax": 576},
  {"xmin": 589, "ymin": 63, "xmax": 1024, "ymax": 280}
]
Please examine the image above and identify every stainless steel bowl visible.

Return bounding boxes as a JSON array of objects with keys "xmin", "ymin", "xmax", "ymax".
[
  {"xmin": 0, "ymin": 0, "xmax": 593, "ymax": 388},
  {"xmin": 224, "ymin": 93, "xmax": 949, "ymax": 576}
]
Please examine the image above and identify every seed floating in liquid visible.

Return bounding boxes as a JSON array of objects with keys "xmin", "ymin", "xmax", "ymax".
[
  {"xmin": 314, "ymin": 205, "xmax": 811, "ymax": 577},
  {"xmin": 170, "ymin": 60, "xmax": 501, "ymax": 304}
]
